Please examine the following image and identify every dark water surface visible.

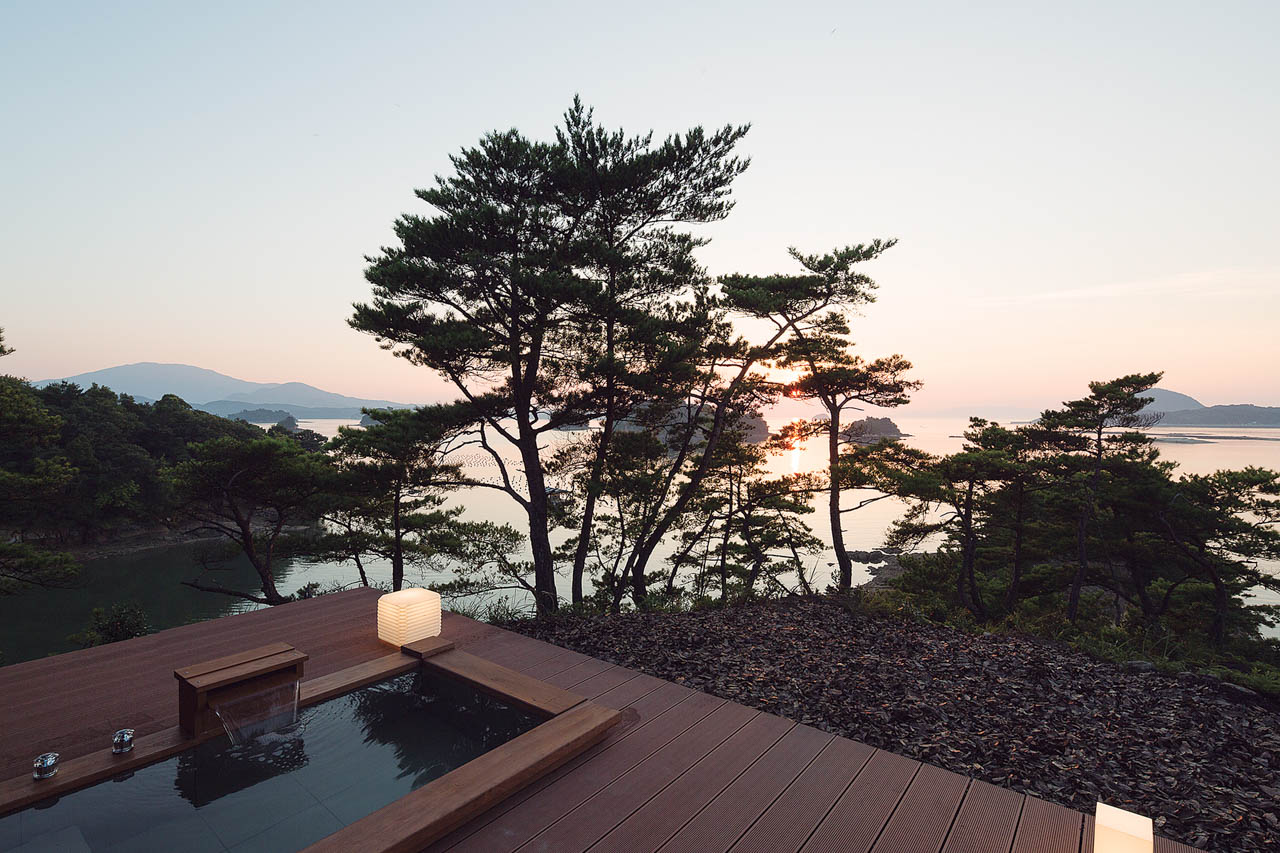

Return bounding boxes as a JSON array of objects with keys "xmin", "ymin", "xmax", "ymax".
[{"xmin": 0, "ymin": 543, "xmax": 276, "ymax": 665}]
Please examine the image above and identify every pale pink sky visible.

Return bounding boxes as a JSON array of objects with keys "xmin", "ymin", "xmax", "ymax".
[{"xmin": 4, "ymin": 2, "xmax": 1277, "ymax": 416}]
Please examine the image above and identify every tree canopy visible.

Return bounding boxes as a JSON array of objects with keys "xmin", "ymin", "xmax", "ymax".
[
  {"xmin": 879, "ymin": 377, "xmax": 1280, "ymax": 678},
  {"xmin": 352, "ymin": 100, "xmax": 751, "ymax": 614}
]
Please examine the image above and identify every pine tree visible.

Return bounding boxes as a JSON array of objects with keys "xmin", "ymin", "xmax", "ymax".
[
  {"xmin": 1037, "ymin": 373, "xmax": 1163, "ymax": 621},
  {"xmin": 776, "ymin": 298, "xmax": 919, "ymax": 591},
  {"xmin": 166, "ymin": 436, "xmax": 332, "ymax": 604},
  {"xmin": 352, "ymin": 102, "xmax": 749, "ymax": 614},
  {"xmin": 321, "ymin": 406, "xmax": 484, "ymax": 592}
]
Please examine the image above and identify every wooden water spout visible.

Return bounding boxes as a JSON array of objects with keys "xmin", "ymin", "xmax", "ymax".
[{"xmin": 174, "ymin": 642, "xmax": 308, "ymax": 739}]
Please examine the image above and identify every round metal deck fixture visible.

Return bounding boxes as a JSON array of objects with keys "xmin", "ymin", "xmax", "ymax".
[
  {"xmin": 32, "ymin": 752, "xmax": 59, "ymax": 780},
  {"xmin": 112, "ymin": 729, "xmax": 135, "ymax": 754}
]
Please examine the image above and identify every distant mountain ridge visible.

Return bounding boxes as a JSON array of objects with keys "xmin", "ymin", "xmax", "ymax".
[
  {"xmin": 1139, "ymin": 388, "xmax": 1205, "ymax": 414},
  {"xmin": 36, "ymin": 362, "xmax": 414, "ymax": 419},
  {"xmin": 1156, "ymin": 405, "xmax": 1280, "ymax": 427},
  {"xmin": 1128, "ymin": 388, "xmax": 1279, "ymax": 427},
  {"xmin": 1135, "ymin": 387, "xmax": 1278, "ymax": 427}
]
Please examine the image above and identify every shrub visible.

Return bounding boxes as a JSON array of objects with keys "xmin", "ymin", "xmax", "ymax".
[{"xmin": 68, "ymin": 602, "xmax": 150, "ymax": 648}]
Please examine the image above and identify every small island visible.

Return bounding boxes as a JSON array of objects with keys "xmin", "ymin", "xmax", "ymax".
[
  {"xmin": 841, "ymin": 416, "xmax": 906, "ymax": 443},
  {"xmin": 230, "ymin": 408, "xmax": 293, "ymax": 423}
]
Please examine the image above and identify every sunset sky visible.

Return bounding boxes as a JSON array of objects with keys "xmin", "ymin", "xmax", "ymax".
[{"xmin": 3, "ymin": 1, "xmax": 1277, "ymax": 417}]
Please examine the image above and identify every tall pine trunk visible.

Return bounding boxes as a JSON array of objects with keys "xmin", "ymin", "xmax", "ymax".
[
  {"xmin": 391, "ymin": 484, "xmax": 403, "ymax": 591},
  {"xmin": 1067, "ymin": 512, "xmax": 1088, "ymax": 621},
  {"xmin": 518, "ymin": 432, "xmax": 558, "ymax": 616},
  {"xmin": 573, "ymin": 413, "xmax": 614, "ymax": 605},
  {"xmin": 828, "ymin": 412, "xmax": 853, "ymax": 591},
  {"xmin": 250, "ymin": 567, "xmax": 287, "ymax": 605},
  {"xmin": 573, "ymin": 275, "xmax": 618, "ymax": 605},
  {"xmin": 626, "ymin": 401, "xmax": 735, "ymax": 602},
  {"xmin": 236, "ymin": 512, "xmax": 289, "ymax": 605},
  {"xmin": 960, "ymin": 480, "xmax": 986, "ymax": 619},
  {"xmin": 1068, "ymin": 429, "xmax": 1105, "ymax": 623},
  {"xmin": 1209, "ymin": 572, "xmax": 1229, "ymax": 649},
  {"xmin": 1004, "ymin": 485, "xmax": 1025, "ymax": 611}
]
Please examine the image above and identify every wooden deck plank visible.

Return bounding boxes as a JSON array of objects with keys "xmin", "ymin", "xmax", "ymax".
[
  {"xmin": 182, "ymin": 648, "xmax": 307, "ymax": 691},
  {"xmin": 1011, "ymin": 795, "xmax": 1084, "ymax": 853},
  {"xmin": 871, "ymin": 762, "xmax": 970, "ymax": 853},
  {"xmin": 427, "ymin": 678, "xmax": 692, "ymax": 852},
  {"xmin": 800, "ymin": 749, "xmax": 920, "ymax": 853},
  {"xmin": 561, "ymin": 665, "xmax": 639, "ymax": 700},
  {"xmin": 453, "ymin": 631, "xmax": 567, "ymax": 672},
  {"xmin": 172, "ymin": 640, "xmax": 295, "ymax": 679},
  {"xmin": 942, "ymin": 779, "xmax": 1025, "ymax": 853},
  {"xmin": 518, "ymin": 701, "xmax": 760, "ymax": 852},
  {"xmin": 730, "ymin": 735, "xmax": 874, "ymax": 853},
  {"xmin": 591, "ymin": 671, "xmax": 670, "ymax": 711},
  {"xmin": 658, "ymin": 723, "xmax": 835, "ymax": 853},
  {"xmin": 519, "ymin": 647, "xmax": 594, "ymax": 679},
  {"xmin": 439, "ymin": 611, "xmax": 505, "ymax": 647},
  {"xmin": 443, "ymin": 689, "xmax": 725, "ymax": 852},
  {"xmin": 588, "ymin": 713, "xmax": 795, "ymax": 853},
  {"xmin": 540, "ymin": 656, "xmax": 614, "ymax": 689}
]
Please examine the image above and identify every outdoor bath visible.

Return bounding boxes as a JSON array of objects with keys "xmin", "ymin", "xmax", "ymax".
[{"xmin": 0, "ymin": 591, "xmax": 621, "ymax": 853}]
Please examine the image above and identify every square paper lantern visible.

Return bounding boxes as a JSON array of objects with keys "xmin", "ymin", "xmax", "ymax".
[
  {"xmin": 377, "ymin": 588, "xmax": 442, "ymax": 646},
  {"xmin": 1095, "ymin": 802, "xmax": 1153, "ymax": 853}
]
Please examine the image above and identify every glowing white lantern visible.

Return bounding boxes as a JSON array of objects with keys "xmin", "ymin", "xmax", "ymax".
[
  {"xmin": 1095, "ymin": 802, "xmax": 1153, "ymax": 853},
  {"xmin": 377, "ymin": 588, "xmax": 442, "ymax": 646}
]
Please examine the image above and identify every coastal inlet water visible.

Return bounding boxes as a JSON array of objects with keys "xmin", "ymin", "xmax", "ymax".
[{"xmin": 1, "ymin": 417, "xmax": 1277, "ymax": 664}]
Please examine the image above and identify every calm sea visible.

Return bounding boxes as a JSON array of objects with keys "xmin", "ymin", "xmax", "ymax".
[{"xmin": 2, "ymin": 415, "xmax": 1277, "ymax": 663}]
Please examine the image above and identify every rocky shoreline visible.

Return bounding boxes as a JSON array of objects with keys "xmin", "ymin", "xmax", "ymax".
[
  {"xmin": 508, "ymin": 597, "xmax": 1280, "ymax": 852},
  {"xmin": 47, "ymin": 527, "xmax": 226, "ymax": 562},
  {"xmin": 44, "ymin": 523, "xmax": 318, "ymax": 563},
  {"xmin": 847, "ymin": 548, "xmax": 906, "ymax": 589}
]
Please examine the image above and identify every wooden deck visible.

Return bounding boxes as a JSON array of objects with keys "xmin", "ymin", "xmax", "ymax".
[{"xmin": 0, "ymin": 588, "xmax": 1200, "ymax": 852}]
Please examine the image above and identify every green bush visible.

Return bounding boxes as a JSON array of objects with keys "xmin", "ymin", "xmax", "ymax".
[
  {"xmin": 868, "ymin": 554, "xmax": 1280, "ymax": 699},
  {"xmin": 887, "ymin": 552, "xmax": 961, "ymax": 621},
  {"xmin": 68, "ymin": 602, "xmax": 151, "ymax": 648}
]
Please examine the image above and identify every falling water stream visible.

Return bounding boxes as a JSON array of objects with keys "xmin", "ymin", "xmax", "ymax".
[{"xmin": 212, "ymin": 680, "xmax": 302, "ymax": 746}]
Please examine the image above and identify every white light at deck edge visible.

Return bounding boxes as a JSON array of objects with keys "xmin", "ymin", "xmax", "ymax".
[
  {"xmin": 377, "ymin": 588, "xmax": 442, "ymax": 646},
  {"xmin": 1095, "ymin": 802, "xmax": 1153, "ymax": 853}
]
